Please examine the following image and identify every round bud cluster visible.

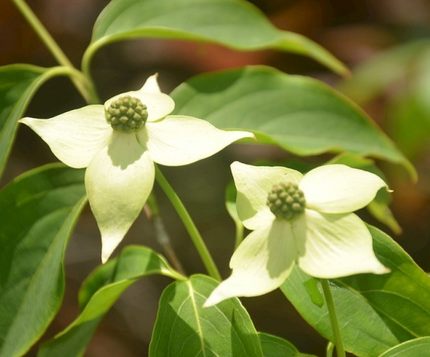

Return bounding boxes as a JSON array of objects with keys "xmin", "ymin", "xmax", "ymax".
[
  {"xmin": 105, "ymin": 96, "xmax": 148, "ymax": 132},
  {"xmin": 267, "ymin": 182, "xmax": 306, "ymax": 220}
]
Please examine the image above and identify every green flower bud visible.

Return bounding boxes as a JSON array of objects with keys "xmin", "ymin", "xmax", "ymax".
[
  {"xmin": 267, "ymin": 182, "xmax": 305, "ymax": 220},
  {"xmin": 105, "ymin": 96, "xmax": 148, "ymax": 132}
]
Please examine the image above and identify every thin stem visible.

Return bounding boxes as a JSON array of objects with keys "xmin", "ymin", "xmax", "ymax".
[
  {"xmin": 144, "ymin": 195, "xmax": 186, "ymax": 275},
  {"xmin": 14, "ymin": 0, "xmax": 72, "ymax": 67},
  {"xmin": 81, "ymin": 43, "xmax": 100, "ymax": 95},
  {"xmin": 155, "ymin": 166, "xmax": 221, "ymax": 280},
  {"xmin": 13, "ymin": 0, "xmax": 99, "ymax": 103},
  {"xmin": 321, "ymin": 280, "xmax": 345, "ymax": 357}
]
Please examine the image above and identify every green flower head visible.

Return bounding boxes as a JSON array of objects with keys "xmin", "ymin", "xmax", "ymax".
[
  {"xmin": 205, "ymin": 162, "xmax": 390, "ymax": 306},
  {"xmin": 20, "ymin": 75, "xmax": 253, "ymax": 263}
]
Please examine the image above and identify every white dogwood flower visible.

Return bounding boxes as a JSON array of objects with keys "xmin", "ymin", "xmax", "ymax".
[
  {"xmin": 20, "ymin": 75, "xmax": 253, "ymax": 262},
  {"xmin": 205, "ymin": 162, "xmax": 390, "ymax": 306}
]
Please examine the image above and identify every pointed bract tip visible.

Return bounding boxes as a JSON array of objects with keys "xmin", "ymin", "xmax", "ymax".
[
  {"xmin": 141, "ymin": 73, "xmax": 162, "ymax": 94},
  {"xmin": 18, "ymin": 117, "xmax": 32, "ymax": 125},
  {"xmin": 101, "ymin": 253, "xmax": 109, "ymax": 264},
  {"xmin": 101, "ymin": 242, "xmax": 116, "ymax": 264},
  {"xmin": 203, "ymin": 294, "xmax": 221, "ymax": 308},
  {"xmin": 374, "ymin": 264, "xmax": 391, "ymax": 275},
  {"xmin": 204, "ymin": 285, "xmax": 232, "ymax": 307},
  {"xmin": 230, "ymin": 160, "xmax": 245, "ymax": 170}
]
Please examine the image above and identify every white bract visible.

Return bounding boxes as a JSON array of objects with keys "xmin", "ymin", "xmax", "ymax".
[
  {"xmin": 205, "ymin": 162, "xmax": 390, "ymax": 306},
  {"xmin": 20, "ymin": 75, "xmax": 253, "ymax": 263}
]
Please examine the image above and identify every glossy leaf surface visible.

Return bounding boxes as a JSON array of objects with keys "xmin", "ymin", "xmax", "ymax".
[
  {"xmin": 0, "ymin": 164, "xmax": 86, "ymax": 357},
  {"xmin": 86, "ymin": 0, "xmax": 346, "ymax": 75},
  {"xmin": 149, "ymin": 274, "xmax": 263, "ymax": 357},
  {"xmin": 171, "ymin": 66, "xmax": 413, "ymax": 177},
  {"xmin": 39, "ymin": 245, "xmax": 182, "ymax": 357}
]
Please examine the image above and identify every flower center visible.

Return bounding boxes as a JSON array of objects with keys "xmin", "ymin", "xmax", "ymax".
[
  {"xmin": 105, "ymin": 96, "xmax": 148, "ymax": 132},
  {"xmin": 267, "ymin": 182, "xmax": 306, "ymax": 220}
]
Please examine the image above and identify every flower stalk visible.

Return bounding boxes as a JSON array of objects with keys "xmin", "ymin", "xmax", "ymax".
[
  {"xmin": 321, "ymin": 280, "xmax": 345, "ymax": 357},
  {"xmin": 13, "ymin": 0, "xmax": 99, "ymax": 104},
  {"xmin": 155, "ymin": 166, "xmax": 221, "ymax": 280}
]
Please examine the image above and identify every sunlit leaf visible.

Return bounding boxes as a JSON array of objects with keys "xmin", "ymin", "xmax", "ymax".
[
  {"xmin": 149, "ymin": 274, "xmax": 263, "ymax": 357},
  {"xmin": 378, "ymin": 337, "xmax": 430, "ymax": 357},
  {"xmin": 85, "ymin": 0, "xmax": 347, "ymax": 75},
  {"xmin": 0, "ymin": 164, "xmax": 86, "ymax": 357},
  {"xmin": 39, "ymin": 245, "xmax": 183, "ymax": 357},
  {"xmin": 171, "ymin": 66, "xmax": 414, "ymax": 178},
  {"xmin": 281, "ymin": 226, "xmax": 430, "ymax": 357}
]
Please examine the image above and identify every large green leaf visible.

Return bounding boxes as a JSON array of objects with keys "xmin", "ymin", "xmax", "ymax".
[
  {"xmin": 0, "ymin": 65, "xmax": 75, "ymax": 179},
  {"xmin": 171, "ymin": 66, "xmax": 414, "ymax": 177},
  {"xmin": 281, "ymin": 226, "xmax": 430, "ymax": 357},
  {"xmin": 149, "ymin": 274, "xmax": 263, "ymax": 357},
  {"xmin": 39, "ymin": 245, "xmax": 183, "ymax": 357},
  {"xmin": 259, "ymin": 332, "xmax": 316, "ymax": 357},
  {"xmin": 378, "ymin": 337, "xmax": 430, "ymax": 357},
  {"xmin": 0, "ymin": 164, "xmax": 86, "ymax": 357},
  {"xmin": 84, "ymin": 0, "xmax": 346, "ymax": 75}
]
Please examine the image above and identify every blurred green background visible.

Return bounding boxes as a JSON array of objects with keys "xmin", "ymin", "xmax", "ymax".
[{"xmin": 1, "ymin": 0, "xmax": 430, "ymax": 355}]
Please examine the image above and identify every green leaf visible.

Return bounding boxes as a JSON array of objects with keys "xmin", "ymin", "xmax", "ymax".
[
  {"xmin": 0, "ymin": 164, "xmax": 86, "ymax": 357},
  {"xmin": 259, "ymin": 332, "xmax": 316, "ymax": 357},
  {"xmin": 0, "ymin": 65, "xmax": 75, "ymax": 179},
  {"xmin": 149, "ymin": 274, "xmax": 263, "ymax": 357},
  {"xmin": 281, "ymin": 226, "xmax": 430, "ymax": 357},
  {"xmin": 328, "ymin": 153, "xmax": 401, "ymax": 234},
  {"xmin": 85, "ymin": 0, "xmax": 346, "ymax": 75},
  {"xmin": 339, "ymin": 40, "xmax": 430, "ymax": 103},
  {"xmin": 171, "ymin": 66, "xmax": 414, "ymax": 178},
  {"xmin": 38, "ymin": 245, "xmax": 183, "ymax": 357},
  {"xmin": 378, "ymin": 337, "xmax": 430, "ymax": 357}
]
